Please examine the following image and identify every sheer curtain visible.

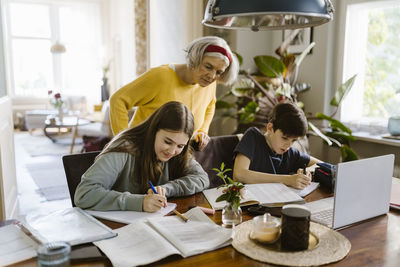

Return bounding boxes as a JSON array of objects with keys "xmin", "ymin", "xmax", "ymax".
[
  {"xmin": 3, "ymin": 0, "xmax": 105, "ymax": 108},
  {"xmin": 148, "ymin": 0, "xmax": 203, "ymax": 68}
]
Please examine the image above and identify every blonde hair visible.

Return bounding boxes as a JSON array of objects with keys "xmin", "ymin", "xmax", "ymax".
[{"xmin": 185, "ymin": 36, "xmax": 239, "ymax": 85}]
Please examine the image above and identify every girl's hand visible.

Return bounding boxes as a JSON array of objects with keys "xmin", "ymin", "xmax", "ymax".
[
  {"xmin": 143, "ymin": 194, "xmax": 167, "ymax": 212},
  {"xmin": 289, "ymin": 169, "xmax": 312, "ymax": 189},
  {"xmin": 147, "ymin": 186, "xmax": 167, "ymax": 207},
  {"xmin": 194, "ymin": 131, "xmax": 210, "ymax": 151}
]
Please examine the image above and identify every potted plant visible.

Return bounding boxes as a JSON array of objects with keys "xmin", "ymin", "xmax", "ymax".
[
  {"xmin": 215, "ymin": 36, "xmax": 358, "ymax": 161},
  {"xmin": 213, "ymin": 162, "xmax": 245, "ymax": 226}
]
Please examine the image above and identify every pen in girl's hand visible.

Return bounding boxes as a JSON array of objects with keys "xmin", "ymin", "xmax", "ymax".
[
  {"xmin": 148, "ymin": 181, "xmax": 158, "ymax": 194},
  {"xmin": 148, "ymin": 181, "xmax": 167, "ymax": 207}
]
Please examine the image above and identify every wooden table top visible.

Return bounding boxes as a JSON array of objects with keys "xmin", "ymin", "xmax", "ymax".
[{"xmin": 9, "ymin": 188, "xmax": 400, "ymax": 267}]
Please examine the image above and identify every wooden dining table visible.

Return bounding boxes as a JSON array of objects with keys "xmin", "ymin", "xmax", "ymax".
[{"xmin": 8, "ymin": 187, "xmax": 400, "ymax": 267}]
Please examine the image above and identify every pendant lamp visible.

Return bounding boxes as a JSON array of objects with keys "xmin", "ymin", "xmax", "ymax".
[{"xmin": 202, "ymin": 0, "xmax": 334, "ymax": 31}]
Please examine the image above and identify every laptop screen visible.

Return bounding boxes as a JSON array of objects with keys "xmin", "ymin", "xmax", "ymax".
[{"xmin": 333, "ymin": 154, "xmax": 394, "ymax": 229}]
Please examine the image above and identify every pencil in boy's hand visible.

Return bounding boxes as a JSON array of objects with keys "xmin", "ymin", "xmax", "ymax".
[{"xmin": 173, "ymin": 210, "xmax": 188, "ymax": 222}]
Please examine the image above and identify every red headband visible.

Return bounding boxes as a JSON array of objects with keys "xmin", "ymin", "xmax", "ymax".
[{"xmin": 205, "ymin": 45, "xmax": 232, "ymax": 63}]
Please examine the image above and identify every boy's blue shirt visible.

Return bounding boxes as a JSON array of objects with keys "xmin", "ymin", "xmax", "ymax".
[{"xmin": 233, "ymin": 127, "xmax": 310, "ymax": 175}]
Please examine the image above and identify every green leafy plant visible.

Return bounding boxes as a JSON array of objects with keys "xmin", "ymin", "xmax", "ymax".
[
  {"xmin": 212, "ymin": 162, "xmax": 244, "ymax": 210},
  {"xmin": 308, "ymin": 74, "xmax": 359, "ymax": 161},
  {"xmin": 216, "ymin": 36, "xmax": 314, "ymax": 133},
  {"xmin": 215, "ymin": 33, "xmax": 359, "ymax": 162}
]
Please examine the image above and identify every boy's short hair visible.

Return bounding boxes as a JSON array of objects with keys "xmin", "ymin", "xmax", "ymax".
[{"xmin": 269, "ymin": 102, "xmax": 308, "ymax": 137}]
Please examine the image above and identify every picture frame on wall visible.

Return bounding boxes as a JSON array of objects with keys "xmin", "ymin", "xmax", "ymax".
[{"xmin": 282, "ymin": 27, "xmax": 313, "ymax": 54}]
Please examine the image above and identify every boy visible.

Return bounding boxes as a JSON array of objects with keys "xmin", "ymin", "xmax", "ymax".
[{"xmin": 233, "ymin": 102, "xmax": 321, "ymax": 189}]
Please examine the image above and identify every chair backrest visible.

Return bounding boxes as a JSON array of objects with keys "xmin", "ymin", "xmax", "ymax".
[
  {"xmin": 62, "ymin": 151, "xmax": 100, "ymax": 206},
  {"xmin": 194, "ymin": 135, "xmax": 239, "ymax": 188}
]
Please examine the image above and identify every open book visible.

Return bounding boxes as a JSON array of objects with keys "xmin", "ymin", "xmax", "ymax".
[
  {"xmin": 94, "ymin": 207, "xmax": 232, "ymax": 267},
  {"xmin": 203, "ymin": 183, "xmax": 306, "ymax": 210},
  {"xmin": 22, "ymin": 207, "xmax": 117, "ymax": 246}
]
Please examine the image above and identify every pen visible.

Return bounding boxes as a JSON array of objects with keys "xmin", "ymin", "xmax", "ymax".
[
  {"xmin": 149, "ymin": 181, "xmax": 188, "ymax": 222},
  {"xmin": 148, "ymin": 181, "xmax": 158, "ymax": 194}
]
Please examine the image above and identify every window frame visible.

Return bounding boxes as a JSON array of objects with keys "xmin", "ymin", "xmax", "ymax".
[
  {"xmin": 337, "ymin": 0, "xmax": 400, "ymax": 134},
  {"xmin": 1, "ymin": 0, "xmax": 108, "ymax": 101}
]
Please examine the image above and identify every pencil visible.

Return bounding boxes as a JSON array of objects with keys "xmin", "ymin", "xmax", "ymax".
[{"xmin": 173, "ymin": 210, "xmax": 188, "ymax": 222}]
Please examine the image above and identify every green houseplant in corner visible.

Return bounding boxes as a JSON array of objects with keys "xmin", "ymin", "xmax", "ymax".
[
  {"xmin": 213, "ymin": 162, "xmax": 244, "ymax": 226},
  {"xmin": 215, "ymin": 34, "xmax": 359, "ymax": 162}
]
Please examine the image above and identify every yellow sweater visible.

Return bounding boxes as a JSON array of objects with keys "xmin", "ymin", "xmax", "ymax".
[{"xmin": 110, "ymin": 65, "xmax": 216, "ymax": 135}]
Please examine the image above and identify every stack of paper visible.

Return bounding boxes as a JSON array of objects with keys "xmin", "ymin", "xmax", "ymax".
[
  {"xmin": 0, "ymin": 224, "xmax": 38, "ymax": 266},
  {"xmin": 23, "ymin": 207, "xmax": 117, "ymax": 246}
]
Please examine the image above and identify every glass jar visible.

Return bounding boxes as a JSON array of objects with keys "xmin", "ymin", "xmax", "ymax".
[
  {"xmin": 250, "ymin": 213, "xmax": 281, "ymax": 244},
  {"xmin": 37, "ymin": 241, "xmax": 71, "ymax": 267},
  {"xmin": 222, "ymin": 202, "xmax": 242, "ymax": 227}
]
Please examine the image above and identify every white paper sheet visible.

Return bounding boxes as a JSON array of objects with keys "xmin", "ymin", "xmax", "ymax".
[
  {"xmin": 86, "ymin": 202, "xmax": 177, "ymax": 224},
  {"xmin": 289, "ymin": 182, "xmax": 319, "ymax": 197},
  {"xmin": 0, "ymin": 224, "xmax": 38, "ymax": 266}
]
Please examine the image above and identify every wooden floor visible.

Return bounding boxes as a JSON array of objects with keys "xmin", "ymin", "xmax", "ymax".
[{"xmin": 14, "ymin": 130, "xmax": 71, "ymax": 217}]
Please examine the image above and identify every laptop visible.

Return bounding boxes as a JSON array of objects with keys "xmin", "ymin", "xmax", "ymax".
[{"xmin": 305, "ymin": 154, "xmax": 394, "ymax": 229}]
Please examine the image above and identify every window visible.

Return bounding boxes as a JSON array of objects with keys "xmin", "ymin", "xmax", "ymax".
[
  {"xmin": 341, "ymin": 0, "xmax": 400, "ymax": 132},
  {"xmin": 3, "ymin": 0, "xmax": 105, "ymax": 105}
]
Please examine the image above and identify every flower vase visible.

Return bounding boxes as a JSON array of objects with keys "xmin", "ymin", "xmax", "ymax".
[
  {"xmin": 57, "ymin": 106, "xmax": 64, "ymax": 122},
  {"xmin": 222, "ymin": 202, "xmax": 242, "ymax": 227}
]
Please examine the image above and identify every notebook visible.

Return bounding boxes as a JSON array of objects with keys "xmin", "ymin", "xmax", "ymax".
[{"xmin": 305, "ymin": 154, "xmax": 394, "ymax": 229}]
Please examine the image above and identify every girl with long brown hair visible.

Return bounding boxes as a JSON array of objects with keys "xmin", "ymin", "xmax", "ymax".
[{"xmin": 75, "ymin": 101, "xmax": 209, "ymax": 212}]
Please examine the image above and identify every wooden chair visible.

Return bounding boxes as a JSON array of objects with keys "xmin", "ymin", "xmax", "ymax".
[{"xmin": 62, "ymin": 151, "xmax": 100, "ymax": 206}]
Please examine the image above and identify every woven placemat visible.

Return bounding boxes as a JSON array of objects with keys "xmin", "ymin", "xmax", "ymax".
[{"xmin": 232, "ymin": 220, "xmax": 351, "ymax": 266}]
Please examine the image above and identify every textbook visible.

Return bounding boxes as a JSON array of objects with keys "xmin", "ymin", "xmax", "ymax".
[
  {"xmin": 94, "ymin": 207, "xmax": 232, "ymax": 267},
  {"xmin": 22, "ymin": 207, "xmax": 117, "ymax": 246},
  {"xmin": 203, "ymin": 183, "xmax": 305, "ymax": 210}
]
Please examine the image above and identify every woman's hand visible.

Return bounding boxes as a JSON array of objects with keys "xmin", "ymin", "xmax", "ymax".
[
  {"xmin": 288, "ymin": 169, "xmax": 312, "ymax": 189},
  {"xmin": 194, "ymin": 131, "xmax": 210, "ymax": 151},
  {"xmin": 143, "ymin": 193, "xmax": 167, "ymax": 212}
]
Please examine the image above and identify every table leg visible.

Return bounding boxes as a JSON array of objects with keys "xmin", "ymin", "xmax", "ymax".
[
  {"xmin": 70, "ymin": 125, "xmax": 78, "ymax": 154},
  {"xmin": 43, "ymin": 126, "xmax": 57, "ymax": 143}
]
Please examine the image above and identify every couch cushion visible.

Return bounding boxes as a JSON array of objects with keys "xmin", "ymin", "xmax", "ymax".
[{"xmin": 194, "ymin": 135, "xmax": 239, "ymax": 188}]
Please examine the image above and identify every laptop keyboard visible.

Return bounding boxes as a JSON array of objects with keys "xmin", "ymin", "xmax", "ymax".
[
  {"xmin": 311, "ymin": 209, "xmax": 333, "ymax": 228},
  {"xmin": 305, "ymin": 197, "xmax": 334, "ymax": 228}
]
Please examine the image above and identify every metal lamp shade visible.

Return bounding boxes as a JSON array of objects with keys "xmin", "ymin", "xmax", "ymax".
[{"xmin": 202, "ymin": 0, "xmax": 334, "ymax": 31}]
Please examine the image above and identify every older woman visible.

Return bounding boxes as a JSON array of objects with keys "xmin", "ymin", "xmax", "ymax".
[{"xmin": 109, "ymin": 36, "xmax": 239, "ymax": 151}]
